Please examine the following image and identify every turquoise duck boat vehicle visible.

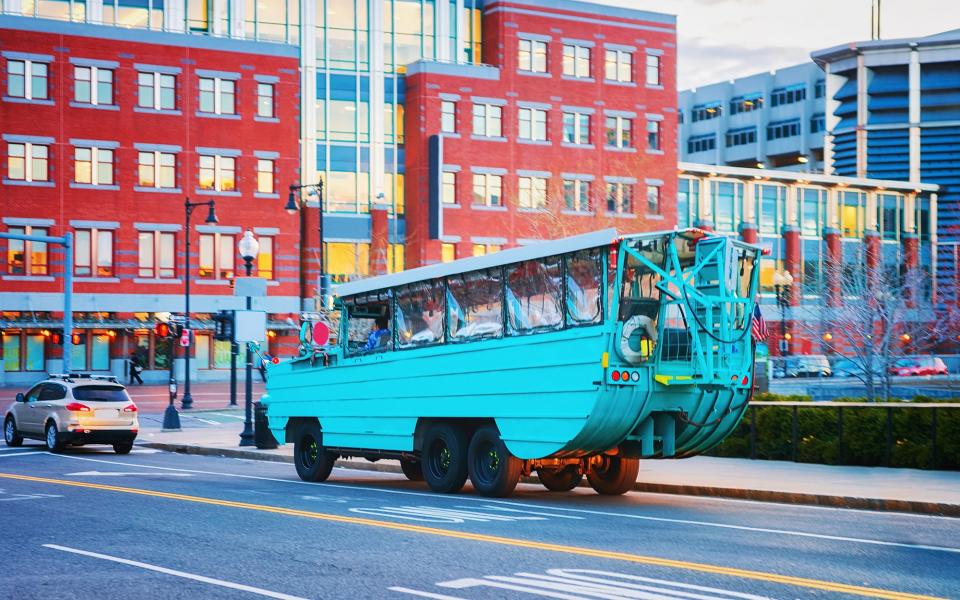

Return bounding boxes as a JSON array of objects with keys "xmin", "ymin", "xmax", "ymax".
[{"xmin": 262, "ymin": 228, "xmax": 761, "ymax": 497}]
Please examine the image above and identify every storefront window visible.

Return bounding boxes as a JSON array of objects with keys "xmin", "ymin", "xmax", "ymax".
[{"xmin": 91, "ymin": 334, "xmax": 110, "ymax": 370}]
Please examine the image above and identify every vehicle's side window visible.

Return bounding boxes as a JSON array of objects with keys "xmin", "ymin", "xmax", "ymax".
[
  {"xmin": 344, "ymin": 293, "xmax": 392, "ymax": 356},
  {"xmin": 448, "ymin": 268, "xmax": 504, "ymax": 343},
  {"xmin": 506, "ymin": 255, "xmax": 563, "ymax": 335},
  {"xmin": 395, "ymin": 280, "xmax": 445, "ymax": 349},
  {"xmin": 565, "ymin": 248, "xmax": 603, "ymax": 326},
  {"xmin": 25, "ymin": 384, "xmax": 43, "ymax": 402},
  {"xmin": 39, "ymin": 383, "xmax": 67, "ymax": 401}
]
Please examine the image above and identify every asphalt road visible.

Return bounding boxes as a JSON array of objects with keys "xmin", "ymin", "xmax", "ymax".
[{"xmin": 0, "ymin": 444, "xmax": 957, "ymax": 600}]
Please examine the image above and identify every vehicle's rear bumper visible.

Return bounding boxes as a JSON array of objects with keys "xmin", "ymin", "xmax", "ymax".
[{"xmin": 61, "ymin": 430, "xmax": 137, "ymax": 445}]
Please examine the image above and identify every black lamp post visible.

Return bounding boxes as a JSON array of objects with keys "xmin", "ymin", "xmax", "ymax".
[
  {"xmin": 238, "ymin": 230, "xmax": 259, "ymax": 447},
  {"xmin": 287, "ymin": 180, "xmax": 326, "ymax": 306},
  {"xmin": 773, "ymin": 269, "xmax": 794, "ymax": 356},
  {"xmin": 182, "ymin": 198, "xmax": 218, "ymax": 410}
]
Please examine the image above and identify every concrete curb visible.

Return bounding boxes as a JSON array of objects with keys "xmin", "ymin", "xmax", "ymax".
[{"xmin": 139, "ymin": 442, "xmax": 960, "ymax": 518}]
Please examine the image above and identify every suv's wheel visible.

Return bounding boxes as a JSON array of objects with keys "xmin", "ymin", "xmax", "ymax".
[
  {"xmin": 422, "ymin": 423, "xmax": 469, "ymax": 494},
  {"xmin": 4, "ymin": 417, "xmax": 23, "ymax": 447},
  {"xmin": 293, "ymin": 421, "xmax": 337, "ymax": 482},
  {"xmin": 45, "ymin": 421, "xmax": 65, "ymax": 453},
  {"xmin": 113, "ymin": 441, "xmax": 134, "ymax": 455}
]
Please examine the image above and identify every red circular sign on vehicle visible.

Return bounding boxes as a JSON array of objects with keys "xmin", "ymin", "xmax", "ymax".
[{"xmin": 312, "ymin": 321, "xmax": 330, "ymax": 346}]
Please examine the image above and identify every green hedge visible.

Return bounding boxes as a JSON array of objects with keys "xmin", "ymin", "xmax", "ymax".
[{"xmin": 709, "ymin": 394, "xmax": 960, "ymax": 470}]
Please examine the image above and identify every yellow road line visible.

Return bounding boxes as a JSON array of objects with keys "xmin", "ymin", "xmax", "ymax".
[{"xmin": 0, "ymin": 472, "xmax": 940, "ymax": 600}]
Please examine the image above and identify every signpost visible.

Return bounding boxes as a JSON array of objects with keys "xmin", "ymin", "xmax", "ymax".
[{"xmin": 235, "ymin": 273, "xmax": 267, "ymax": 447}]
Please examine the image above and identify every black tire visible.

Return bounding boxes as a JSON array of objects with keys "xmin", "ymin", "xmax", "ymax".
[
  {"xmin": 4, "ymin": 417, "xmax": 23, "ymax": 447},
  {"xmin": 45, "ymin": 421, "xmax": 65, "ymax": 453},
  {"xmin": 293, "ymin": 421, "xmax": 337, "ymax": 482},
  {"xmin": 467, "ymin": 426, "xmax": 522, "ymax": 498},
  {"xmin": 537, "ymin": 468, "xmax": 583, "ymax": 492},
  {"xmin": 586, "ymin": 455, "xmax": 639, "ymax": 495},
  {"xmin": 422, "ymin": 423, "xmax": 469, "ymax": 494},
  {"xmin": 399, "ymin": 458, "xmax": 424, "ymax": 481},
  {"xmin": 113, "ymin": 441, "xmax": 134, "ymax": 455}
]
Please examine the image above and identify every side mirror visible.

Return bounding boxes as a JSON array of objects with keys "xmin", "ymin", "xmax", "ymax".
[{"xmin": 15, "ymin": 393, "xmax": 25, "ymax": 403}]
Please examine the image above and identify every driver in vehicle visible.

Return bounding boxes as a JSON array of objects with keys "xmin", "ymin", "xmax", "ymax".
[{"xmin": 362, "ymin": 316, "xmax": 391, "ymax": 351}]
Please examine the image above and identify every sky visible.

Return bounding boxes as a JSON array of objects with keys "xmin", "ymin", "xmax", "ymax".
[{"xmin": 602, "ymin": 0, "xmax": 960, "ymax": 89}]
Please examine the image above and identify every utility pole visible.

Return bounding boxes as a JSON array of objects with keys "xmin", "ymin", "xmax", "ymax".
[{"xmin": 871, "ymin": 0, "xmax": 881, "ymax": 40}]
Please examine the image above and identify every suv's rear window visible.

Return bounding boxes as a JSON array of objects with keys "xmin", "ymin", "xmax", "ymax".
[{"xmin": 72, "ymin": 385, "xmax": 131, "ymax": 402}]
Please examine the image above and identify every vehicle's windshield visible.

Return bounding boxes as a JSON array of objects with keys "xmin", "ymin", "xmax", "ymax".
[
  {"xmin": 895, "ymin": 358, "xmax": 917, "ymax": 367},
  {"xmin": 72, "ymin": 385, "xmax": 131, "ymax": 402}
]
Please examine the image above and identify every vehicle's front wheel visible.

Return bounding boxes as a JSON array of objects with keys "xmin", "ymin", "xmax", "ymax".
[
  {"xmin": 422, "ymin": 423, "xmax": 469, "ymax": 494},
  {"xmin": 467, "ymin": 426, "xmax": 522, "ymax": 498},
  {"xmin": 113, "ymin": 441, "xmax": 134, "ymax": 455},
  {"xmin": 45, "ymin": 422, "xmax": 65, "ymax": 453},
  {"xmin": 537, "ymin": 467, "xmax": 583, "ymax": 492},
  {"xmin": 586, "ymin": 455, "xmax": 639, "ymax": 495},
  {"xmin": 399, "ymin": 458, "xmax": 424, "ymax": 481},
  {"xmin": 4, "ymin": 417, "xmax": 23, "ymax": 447},
  {"xmin": 294, "ymin": 422, "xmax": 337, "ymax": 482}
]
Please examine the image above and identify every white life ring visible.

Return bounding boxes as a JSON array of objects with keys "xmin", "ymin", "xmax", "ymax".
[{"xmin": 619, "ymin": 315, "xmax": 657, "ymax": 364}]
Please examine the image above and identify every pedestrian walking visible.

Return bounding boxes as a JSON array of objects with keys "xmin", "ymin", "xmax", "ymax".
[
  {"xmin": 128, "ymin": 352, "xmax": 144, "ymax": 385},
  {"xmin": 258, "ymin": 358, "xmax": 268, "ymax": 383}
]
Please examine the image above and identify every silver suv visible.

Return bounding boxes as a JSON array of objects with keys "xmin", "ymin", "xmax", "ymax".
[{"xmin": 4, "ymin": 374, "xmax": 139, "ymax": 454}]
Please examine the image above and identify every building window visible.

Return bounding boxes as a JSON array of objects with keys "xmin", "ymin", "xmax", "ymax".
[
  {"xmin": 729, "ymin": 95, "xmax": 762, "ymax": 114},
  {"xmin": 74, "ymin": 147, "xmax": 114, "ymax": 185},
  {"xmin": 606, "ymin": 182, "xmax": 632, "ymax": 214},
  {"xmin": 814, "ymin": 80, "xmax": 825, "ymax": 99},
  {"xmin": 563, "ymin": 179, "xmax": 590, "ymax": 211},
  {"xmin": 137, "ymin": 71, "xmax": 176, "ymax": 110},
  {"xmin": 605, "ymin": 116, "xmax": 632, "ymax": 148},
  {"xmin": 2, "ymin": 332, "xmax": 45, "ymax": 372},
  {"xmin": 879, "ymin": 193, "xmax": 901, "ymax": 241},
  {"xmin": 562, "ymin": 44, "xmax": 590, "ymax": 78},
  {"xmin": 256, "ymin": 82, "xmax": 274, "ymax": 118},
  {"xmin": 138, "ymin": 231, "xmax": 176, "ymax": 278},
  {"xmin": 646, "ymin": 185, "xmax": 660, "ymax": 215},
  {"xmin": 441, "ymin": 243, "xmax": 456, "ymax": 263},
  {"xmin": 725, "ymin": 127, "xmax": 756, "ymax": 147},
  {"xmin": 519, "ymin": 108, "xmax": 548, "ymax": 141},
  {"xmin": 138, "ymin": 151, "xmax": 176, "ymax": 189},
  {"xmin": 7, "ymin": 142, "xmax": 49, "ymax": 182},
  {"xmin": 198, "ymin": 155, "xmax": 236, "ymax": 191},
  {"xmin": 472, "ymin": 173, "xmax": 502, "ymax": 206},
  {"xmin": 324, "ymin": 242, "xmax": 370, "ymax": 279},
  {"xmin": 562, "ymin": 112, "xmax": 590, "ymax": 145},
  {"xmin": 518, "ymin": 38, "xmax": 547, "ymax": 73},
  {"xmin": 810, "ymin": 114, "xmax": 826, "ymax": 134},
  {"xmin": 6, "ymin": 226, "xmax": 48, "ymax": 275},
  {"xmin": 74, "ymin": 66, "xmax": 113, "ymax": 106},
  {"xmin": 198, "ymin": 232, "xmax": 236, "ymax": 280},
  {"xmin": 770, "ymin": 85, "xmax": 806, "ymax": 107},
  {"xmin": 256, "ymin": 158, "xmax": 274, "ymax": 193},
  {"xmin": 756, "ymin": 184, "xmax": 784, "ymax": 235},
  {"xmin": 75, "ymin": 228, "xmax": 114, "ymax": 277},
  {"xmin": 799, "ymin": 188, "xmax": 824, "ymax": 236},
  {"xmin": 767, "ymin": 119, "xmax": 801, "ymax": 140},
  {"xmin": 7, "ymin": 59, "xmax": 48, "ymax": 100},
  {"xmin": 687, "ymin": 135, "xmax": 715, "ymax": 154},
  {"xmin": 518, "ymin": 176, "xmax": 547, "ymax": 209},
  {"xmin": 257, "ymin": 236, "xmax": 273, "ymax": 279},
  {"xmin": 442, "ymin": 171, "xmax": 457, "ymax": 204},
  {"xmin": 441, "ymin": 100, "xmax": 457, "ymax": 133},
  {"xmin": 712, "ymin": 181, "xmax": 743, "ymax": 232},
  {"xmin": 604, "ymin": 49, "xmax": 632, "ymax": 83},
  {"xmin": 645, "ymin": 54, "xmax": 660, "ymax": 85},
  {"xmin": 690, "ymin": 103, "xmax": 721, "ymax": 122},
  {"xmin": 840, "ymin": 191, "xmax": 864, "ymax": 238},
  {"xmin": 472, "ymin": 103, "xmax": 502, "ymax": 137},
  {"xmin": 198, "ymin": 77, "xmax": 236, "ymax": 115},
  {"xmin": 646, "ymin": 120, "xmax": 661, "ymax": 150}
]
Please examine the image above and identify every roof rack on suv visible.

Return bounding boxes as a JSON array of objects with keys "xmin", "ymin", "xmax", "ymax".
[{"xmin": 48, "ymin": 373, "xmax": 120, "ymax": 384}]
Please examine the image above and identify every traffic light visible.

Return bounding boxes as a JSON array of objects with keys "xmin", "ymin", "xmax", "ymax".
[
  {"xmin": 71, "ymin": 333, "xmax": 82, "ymax": 346},
  {"xmin": 213, "ymin": 310, "xmax": 235, "ymax": 341},
  {"xmin": 50, "ymin": 331, "xmax": 63, "ymax": 345},
  {"xmin": 154, "ymin": 322, "xmax": 171, "ymax": 338}
]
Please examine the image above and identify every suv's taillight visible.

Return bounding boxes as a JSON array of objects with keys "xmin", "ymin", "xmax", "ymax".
[
  {"xmin": 123, "ymin": 404, "xmax": 137, "ymax": 413},
  {"xmin": 65, "ymin": 402, "xmax": 92, "ymax": 413}
]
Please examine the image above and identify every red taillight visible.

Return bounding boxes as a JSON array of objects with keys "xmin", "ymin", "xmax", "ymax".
[
  {"xmin": 742, "ymin": 375, "xmax": 749, "ymax": 385},
  {"xmin": 621, "ymin": 371, "xmax": 629, "ymax": 381},
  {"xmin": 271, "ymin": 356, "xmax": 280, "ymax": 365},
  {"xmin": 123, "ymin": 404, "xmax": 138, "ymax": 413},
  {"xmin": 65, "ymin": 402, "xmax": 92, "ymax": 413},
  {"xmin": 611, "ymin": 370, "xmax": 621, "ymax": 381}
]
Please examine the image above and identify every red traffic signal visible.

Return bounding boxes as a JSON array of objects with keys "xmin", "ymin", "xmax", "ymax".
[
  {"xmin": 50, "ymin": 332, "xmax": 63, "ymax": 345},
  {"xmin": 154, "ymin": 322, "xmax": 170, "ymax": 338},
  {"xmin": 71, "ymin": 333, "xmax": 82, "ymax": 345}
]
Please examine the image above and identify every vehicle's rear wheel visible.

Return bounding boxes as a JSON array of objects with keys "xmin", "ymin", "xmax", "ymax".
[
  {"xmin": 113, "ymin": 441, "xmax": 134, "ymax": 455},
  {"xmin": 537, "ymin": 467, "xmax": 583, "ymax": 492},
  {"xmin": 294, "ymin": 421, "xmax": 337, "ymax": 482},
  {"xmin": 399, "ymin": 458, "xmax": 424, "ymax": 481},
  {"xmin": 4, "ymin": 417, "xmax": 23, "ymax": 447},
  {"xmin": 422, "ymin": 423, "xmax": 469, "ymax": 494},
  {"xmin": 45, "ymin": 422, "xmax": 65, "ymax": 453},
  {"xmin": 586, "ymin": 455, "xmax": 639, "ymax": 495},
  {"xmin": 467, "ymin": 426, "xmax": 522, "ymax": 498}
]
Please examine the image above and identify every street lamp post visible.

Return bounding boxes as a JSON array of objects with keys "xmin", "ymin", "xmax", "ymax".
[
  {"xmin": 238, "ymin": 230, "xmax": 259, "ymax": 447},
  {"xmin": 773, "ymin": 270, "xmax": 794, "ymax": 356},
  {"xmin": 182, "ymin": 198, "xmax": 218, "ymax": 410},
  {"xmin": 287, "ymin": 180, "xmax": 326, "ymax": 306}
]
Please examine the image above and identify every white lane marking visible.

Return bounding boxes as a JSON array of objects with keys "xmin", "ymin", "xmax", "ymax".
[
  {"xmin": 43, "ymin": 544, "xmax": 308, "ymax": 600},
  {"xmin": 389, "ymin": 587, "xmax": 467, "ymax": 600},
  {"xmin": 180, "ymin": 415, "xmax": 219, "ymax": 425},
  {"xmin": 465, "ymin": 504, "xmax": 584, "ymax": 520},
  {"xmin": 66, "ymin": 471, "xmax": 193, "ymax": 477},
  {"xmin": 205, "ymin": 413, "xmax": 246, "ymax": 420},
  {"xmin": 131, "ymin": 448, "xmax": 162, "ymax": 454},
  {"xmin": 349, "ymin": 505, "xmax": 554, "ymax": 524},
  {"xmin": 0, "ymin": 488, "xmax": 62, "ymax": 502},
  {"xmin": 545, "ymin": 569, "xmax": 773, "ymax": 600},
  {"xmin": 46, "ymin": 452, "xmax": 960, "ymax": 555},
  {"xmin": 0, "ymin": 450, "xmax": 45, "ymax": 458}
]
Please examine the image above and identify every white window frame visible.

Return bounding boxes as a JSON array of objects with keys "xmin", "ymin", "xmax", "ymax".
[
  {"xmin": 198, "ymin": 77, "xmax": 236, "ymax": 115},
  {"xmin": 7, "ymin": 59, "xmax": 49, "ymax": 100},
  {"xmin": 518, "ymin": 107, "xmax": 547, "ymax": 141},
  {"xmin": 198, "ymin": 232, "xmax": 236, "ymax": 280},
  {"xmin": 198, "ymin": 155, "xmax": 236, "ymax": 191},
  {"xmin": 605, "ymin": 115, "xmax": 632, "ymax": 148},
  {"xmin": 441, "ymin": 171, "xmax": 457, "ymax": 204},
  {"xmin": 441, "ymin": 100, "xmax": 457, "ymax": 133},
  {"xmin": 137, "ymin": 151, "xmax": 177, "ymax": 189},
  {"xmin": 518, "ymin": 39, "xmax": 548, "ymax": 73},
  {"xmin": 74, "ymin": 146, "xmax": 114, "ymax": 186},
  {"xmin": 518, "ymin": 176, "xmax": 547, "ymax": 209},
  {"xmin": 256, "ymin": 158, "xmax": 274, "ymax": 193},
  {"xmin": 472, "ymin": 173, "xmax": 503, "ymax": 206},
  {"xmin": 604, "ymin": 49, "xmax": 633, "ymax": 83},
  {"xmin": 606, "ymin": 182, "xmax": 633, "ymax": 214},
  {"xmin": 138, "ymin": 230, "xmax": 176, "ymax": 279},
  {"xmin": 563, "ymin": 179, "xmax": 590, "ymax": 212},
  {"xmin": 74, "ymin": 65, "xmax": 114, "ymax": 106},
  {"xmin": 647, "ymin": 119, "xmax": 661, "ymax": 150},
  {"xmin": 256, "ymin": 82, "xmax": 274, "ymax": 118},
  {"xmin": 7, "ymin": 142, "xmax": 49, "ymax": 182},
  {"xmin": 472, "ymin": 103, "xmax": 502, "ymax": 138},
  {"xmin": 562, "ymin": 112, "xmax": 591, "ymax": 145},
  {"xmin": 137, "ymin": 71, "xmax": 176, "ymax": 110},
  {"xmin": 646, "ymin": 185, "xmax": 661, "ymax": 215},
  {"xmin": 6, "ymin": 225, "xmax": 48, "ymax": 276},
  {"xmin": 645, "ymin": 54, "xmax": 660, "ymax": 86},
  {"xmin": 562, "ymin": 44, "xmax": 591, "ymax": 78},
  {"xmin": 74, "ymin": 227, "xmax": 114, "ymax": 277}
]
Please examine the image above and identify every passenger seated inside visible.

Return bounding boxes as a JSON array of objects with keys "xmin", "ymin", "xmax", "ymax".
[{"xmin": 362, "ymin": 316, "xmax": 391, "ymax": 351}]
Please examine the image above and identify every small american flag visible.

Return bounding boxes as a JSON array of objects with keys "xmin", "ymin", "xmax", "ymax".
[{"xmin": 751, "ymin": 304, "xmax": 768, "ymax": 341}]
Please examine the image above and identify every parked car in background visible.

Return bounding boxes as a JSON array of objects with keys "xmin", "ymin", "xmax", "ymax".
[
  {"xmin": 890, "ymin": 357, "xmax": 949, "ymax": 377},
  {"xmin": 832, "ymin": 358, "xmax": 885, "ymax": 379},
  {"xmin": 774, "ymin": 355, "xmax": 832, "ymax": 378}
]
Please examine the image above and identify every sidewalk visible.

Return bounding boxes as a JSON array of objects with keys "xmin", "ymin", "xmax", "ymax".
[
  {"xmin": 1, "ymin": 382, "xmax": 267, "ymax": 413},
  {"xmin": 138, "ymin": 421, "xmax": 960, "ymax": 517}
]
